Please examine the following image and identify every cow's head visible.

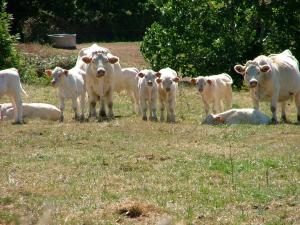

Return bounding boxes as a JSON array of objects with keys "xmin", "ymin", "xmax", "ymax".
[
  {"xmin": 82, "ymin": 52, "xmax": 119, "ymax": 78},
  {"xmin": 156, "ymin": 76, "xmax": 179, "ymax": 92},
  {"xmin": 234, "ymin": 61, "xmax": 271, "ymax": 88},
  {"xmin": 202, "ymin": 114, "xmax": 225, "ymax": 125},
  {"xmin": 191, "ymin": 76, "xmax": 212, "ymax": 92},
  {"xmin": 45, "ymin": 67, "xmax": 68, "ymax": 87},
  {"xmin": 138, "ymin": 70, "xmax": 160, "ymax": 87}
]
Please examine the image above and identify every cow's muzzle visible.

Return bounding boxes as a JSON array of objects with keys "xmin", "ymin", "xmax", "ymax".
[
  {"xmin": 249, "ymin": 80, "xmax": 258, "ymax": 88},
  {"xmin": 51, "ymin": 80, "xmax": 56, "ymax": 87},
  {"xmin": 96, "ymin": 69, "xmax": 105, "ymax": 78},
  {"xmin": 198, "ymin": 88, "xmax": 203, "ymax": 92},
  {"xmin": 147, "ymin": 81, "xmax": 153, "ymax": 86},
  {"xmin": 166, "ymin": 87, "xmax": 171, "ymax": 92}
]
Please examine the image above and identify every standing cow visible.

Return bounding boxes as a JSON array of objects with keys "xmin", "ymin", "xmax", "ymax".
[
  {"xmin": 0, "ymin": 68, "xmax": 27, "ymax": 124},
  {"xmin": 234, "ymin": 50, "xmax": 300, "ymax": 123},
  {"xmin": 137, "ymin": 69, "xmax": 160, "ymax": 121},
  {"xmin": 191, "ymin": 73, "xmax": 233, "ymax": 116},
  {"xmin": 82, "ymin": 52, "xmax": 120, "ymax": 121},
  {"xmin": 156, "ymin": 67, "xmax": 179, "ymax": 122}
]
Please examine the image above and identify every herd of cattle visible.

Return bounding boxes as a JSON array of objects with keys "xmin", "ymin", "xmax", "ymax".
[{"xmin": 1, "ymin": 44, "xmax": 300, "ymax": 126}]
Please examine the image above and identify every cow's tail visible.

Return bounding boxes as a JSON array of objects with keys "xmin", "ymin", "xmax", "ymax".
[
  {"xmin": 20, "ymin": 83, "xmax": 28, "ymax": 97},
  {"xmin": 223, "ymin": 73, "xmax": 233, "ymax": 85}
]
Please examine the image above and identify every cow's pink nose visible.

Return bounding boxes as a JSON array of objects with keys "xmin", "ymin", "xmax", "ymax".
[
  {"xmin": 249, "ymin": 80, "xmax": 258, "ymax": 88},
  {"xmin": 97, "ymin": 69, "xmax": 105, "ymax": 77}
]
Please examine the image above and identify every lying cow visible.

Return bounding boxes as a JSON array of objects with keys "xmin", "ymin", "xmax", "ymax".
[
  {"xmin": 156, "ymin": 67, "xmax": 179, "ymax": 122},
  {"xmin": 234, "ymin": 49, "xmax": 300, "ymax": 123},
  {"xmin": 137, "ymin": 69, "xmax": 160, "ymax": 121},
  {"xmin": 82, "ymin": 51, "xmax": 120, "ymax": 121},
  {"xmin": 45, "ymin": 66, "xmax": 86, "ymax": 122},
  {"xmin": 0, "ymin": 68, "xmax": 28, "ymax": 124},
  {"xmin": 191, "ymin": 73, "xmax": 233, "ymax": 116},
  {"xmin": 202, "ymin": 108, "xmax": 271, "ymax": 125},
  {"xmin": 1, "ymin": 103, "xmax": 61, "ymax": 121}
]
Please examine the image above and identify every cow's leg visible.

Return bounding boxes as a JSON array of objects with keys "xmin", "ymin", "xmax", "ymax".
[
  {"xmin": 71, "ymin": 97, "xmax": 79, "ymax": 121},
  {"xmin": 270, "ymin": 94, "xmax": 279, "ymax": 124},
  {"xmin": 150, "ymin": 98, "xmax": 157, "ymax": 121},
  {"xmin": 167, "ymin": 98, "xmax": 175, "ymax": 123},
  {"xmin": 212, "ymin": 99, "xmax": 220, "ymax": 114},
  {"xmin": 281, "ymin": 101, "xmax": 287, "ymax": 123},
  {"xmin": 225, "ymin": 88, "xmax": 232, "ymax": 110},
  {"xmin": 159, "ymin": 98, "xmax": 165, "ymax": 122},
  {"xmin": 106, "ymin": 90, "xmax": 114, "ymax": 120},
  {"xmin": 98, "ymin": 96, "xmax": 106, "ymax": 122},
  {"xmin": 59, "ymin": 97, "xmax": 65, "ymax": 122},
  {"xmin": 11, "ymin": 94, "xmax": 23, "ymax": 124},
  {"xmin": 133, "ymin": 89, "xmax": 141, "ymax": 115},
  {"xmin": 251, "ymin": 89, "xmax": 260, "ymax": 109},
  {"xmin": 79, "ymin": 93, "xmax": 86, "ymax": 122},
  {"xmin": 294, "ymin": 92, "xmax": 300, "ymax": 123},
  {"xmin": 140, "ymin": 98, "xmax": 147, "ymax": 121},
  {"xmin": 88, "ymin": 91, "xmax": 97, "ymax": 118},
  {"xmin": 203, "ymin": 99, "xmax": 210, "ymax": 116}
]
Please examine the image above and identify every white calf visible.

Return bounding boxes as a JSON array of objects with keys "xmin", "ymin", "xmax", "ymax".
[
  {"xmin": 45, "ymin": 66, "xmax": 86, "ymax": 122},
  {"xmin": 114, "ymin": 67, "xmax": 140, "ymax": 113},
  {"xmin": 137, "ymin": 69, "xmax": 160, "ymax": 121},
  {"xmin": 191, "ymin": 73, "xmax": 233, "ymax": 116},
  {"xmin": 0, "ymin": 68, "xmax": 27, "ymax": 124},
  {"xmin": 1, "ymin": 103, "xmax": 60, "ymax": 121},
  {"xmin": 156, "ymin": 67, "xmax": 179, "ymax": 122},
  {"xmin": 202, "ymin": 108, "xmax": 271, "ymax": 125}
]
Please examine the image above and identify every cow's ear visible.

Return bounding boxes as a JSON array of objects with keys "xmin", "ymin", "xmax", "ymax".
[
  {"xmin": 260, "ymin": 65, "xmax": 271, "ymax": 73},
  {"xmin": 156, "ymin": 78, "xmax": 162, "ymax": 84},
  {"xmin": 64, "ymin": 70, "xmax": 69, "ymax": 76},
  {"xmin": 234, "ymin": 65, "xmax": 245, "ymax": 75},
  {"xmin": 45, "ymin": 70, "xmax": 52, "ymax": 77},
  {"xmin": 108, "ymin": 56, "xmax": 119, "ymax": 64},
  {"xmin": 190, "ymin": 78, "xmax": 197, "ymax": 85},
  {"xmin": 138, "ymin": 72, "xmax": 145, "ymax": 78},
  {"xmin": 82, "ymin": 56, "xmax": 92, "ymax": 64},
  {"xmin": 207, "ymin": 79, "xmax": 212, "ymax": 85},
  {"xmin": 173, "ymin": 77, "xmax": 180, "ymax": 83},
  {"xmin": 214, "ymin": 116, "xmax": 224, "ymax": 124},
  {"xmin": 155, "ymin": 72, "xmax": 161, "ymax": 78}
]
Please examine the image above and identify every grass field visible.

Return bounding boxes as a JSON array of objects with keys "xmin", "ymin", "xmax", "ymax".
[{"xmin": 1, "ymin": 42, "xmax": 300, "ymax": 225}]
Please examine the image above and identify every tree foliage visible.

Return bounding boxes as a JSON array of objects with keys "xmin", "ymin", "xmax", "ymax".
[
  {"xmin": 7, "ymin": 0, "xmax": 158, "ymax": 42},
  {"xmin": 0, "ymin": 1, "xmax": 19, "ymax": 69},
  {"xmin": 141, "ymin": 0, "xmax": 300, "ymax": 87}
]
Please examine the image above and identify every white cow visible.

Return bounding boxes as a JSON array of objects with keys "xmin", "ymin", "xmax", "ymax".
[
  {"xmin": 0, "ymin": 68, "xmax": 27, "ymax": 124},
  {"xmin": 156, "ymin": 67, "xmax": 179, "ymax": 122},
  {"xmin": 191, "ymin": 73, "xmax": 233, "ymax": 116},
  {"xmin": 82, "ymin": 52, "xmax": 120, "ymax": 121},
  {"xmin": 202, "ymin": 108, "xmax": 271, "ymax": 125},
  {"xmin": 234, "ymin": 49, "xmax": 300, "ymax": 123},
  {"xmin": 1, "ymin": 103, "xmax": 60, "ymax": 121},
  {"xmin": 45, "ymin": 66, "xmax": 86, "ymax": 122},
  {"xmin": 137, "ymin": 69, "xmax": 160, "ymax": 121},
  {"xmin": 114, "ymin": 67, "xmax": 140, "ymax": 114}
]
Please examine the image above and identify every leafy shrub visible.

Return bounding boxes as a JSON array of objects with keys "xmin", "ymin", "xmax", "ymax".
[
  {"xmin": 0, "ymin": 1, "xmax": 19, "ymax": 69},
  {"xmin": 141, "ymin": 0, "xmax": 300, "ymax": 88},
  {"xmin": 18, "ymin": 53, "xmax": 77, "ymax": 85}
]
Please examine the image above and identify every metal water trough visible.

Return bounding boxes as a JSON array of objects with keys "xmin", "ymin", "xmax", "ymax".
[{"xmin": 48, "ymin": 34, "xmax": 76, "ymax": 49}]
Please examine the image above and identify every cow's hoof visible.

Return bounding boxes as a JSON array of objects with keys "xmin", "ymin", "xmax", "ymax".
[
  {"xmin": 150, "ymin": 117, "xmax": 158, "ymax": 122},
  {"xmin": 281, "ymin": 115, "xmax": 288, "ymax": 123},
  {"xmin": 12, "ymin": 121, "xmax": 23, "ymax": 125},
  {"xmin": 271, "ymin": 118, "xmax": 278, "ymax": 124},
  {"xmin": 142, "ymin": 116, "xmax": 147, "ymax": 121}
]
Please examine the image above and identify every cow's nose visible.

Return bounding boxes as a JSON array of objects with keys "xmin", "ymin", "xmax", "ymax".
[
  {"xmin": 147, "ymin": 81, "xmax": 153, "ymax": 86},
  {"xmin": 97, "ymin": 69, "xmax": 105, "ymax": 77},
  {"xmin": 249, "ymin": 80, "xmax": 258, "ymax": 88},
  {"xmin": 198, "ymin": 88, "xmax": 203, "ymax": 92},
  {"xmin": 166, "ymin": 87, "xmax": 171, "ymax": 92},
  {"xmin": 51, "ymin": 80, "xmax": 56, "ymax": 86}
]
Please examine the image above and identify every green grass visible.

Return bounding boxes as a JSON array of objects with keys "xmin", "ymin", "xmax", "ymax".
[
  {"xmin": 1, "ymin": 42, "xmax": 300, "ymax": 224},
  {"xmin": 1, "ymin": 84, "xmax": 300, "ymax": 225}
]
